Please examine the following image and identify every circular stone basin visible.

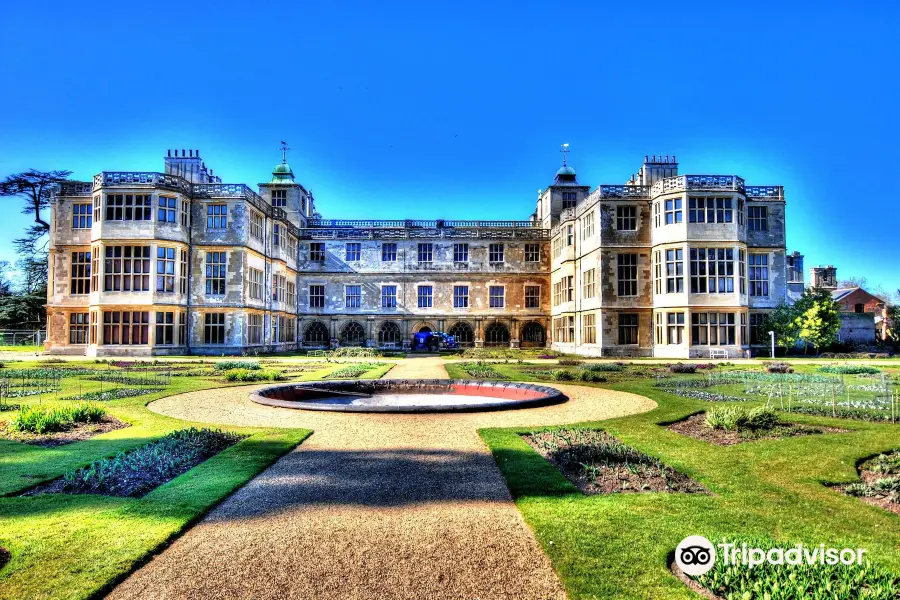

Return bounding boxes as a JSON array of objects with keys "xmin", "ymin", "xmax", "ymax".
[{"xmin": 249, "ymin": 379, "xmax": 567, "ymax": 413}]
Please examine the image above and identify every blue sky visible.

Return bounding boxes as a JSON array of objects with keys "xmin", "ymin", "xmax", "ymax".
[{"xmin": 1, "ymin": 1, "xmax": 897, "ymax": 291}]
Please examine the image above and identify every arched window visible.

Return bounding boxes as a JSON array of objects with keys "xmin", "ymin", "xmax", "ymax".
[
  {"xmin": 417, "ymin": 325, "xmax": 432, "ymax": 334},
  {"xmin": 378, "ymin": 321, "xmax": 402, "ymax": 346},
  {"xmin": 520, "ymin": 322, "xmax": 546, "ymax": 347},
  {"xmin": 447, "ymin": 322, "xmax": 474, "ymax": 347},
  {"xmin": 304, "ymin": 321, "xmax": 330, "ymax": 346},
  {"xmin": 484, "ymin": 321, "xmax": 510, "ymax": 347},
  {"xmin": 340, "ymin": 321, "xmax": 366, "ymax": 346}
]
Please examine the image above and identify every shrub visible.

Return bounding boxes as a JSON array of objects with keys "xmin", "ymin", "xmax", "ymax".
[
  {"xmin": 695, "ymin": 363, "xmax": 717, "ymax": 370},
  {"xmin": 223, "ymin": 369, "xmax": 285, "ymax": 382},
  {"xmin": 214, "ymin": 360, "xmax": 260, "ymax": 371},
  {"xmin": 817, "ymin": 364, "xmax": 881, "ymax": 375},
  {"xmin": 579, "ymin": 371, "xmax": 607, "ymax": 383},
  {"xmin": 331, "ymin": 347, "xmax": 377, "ymax": 358},
  {"xmin": 766, "ymin": 362, "xmax": 794, "ymax": 374},
  {"xmin": 8, "ymin": 402, "xmax": 107, "ymax": 434},
  {"xmin": 704, "ymin": 405, "xmax": 780, "ymax": 431},
  {"xmin": 668, "ymin": 364, "xmax": 697, "ymax": 374},
  {"xmin": 557, "ymin": 358, "xmax": 582, "ymax": 366},
  {"xmin": 60, "ymin": 388, "xmax": 162, "ymax": 402},
  {"xmin": 580, "ymin": 363, "xmax": 624, "ymax": 372},
  {"xmin": 61, "ymin": 428, "xmax": 244, "ymax": 497},
  {"xmin": 458, "ymin": 361, "xmax": 508, "ymax": 379},
  {"xmin": 324, "ymin": 362, "xmax": 385, "ymax": 379},
  {"xmin": 551, "ymin": 369, "xmax": 575, "ymax": 381}
]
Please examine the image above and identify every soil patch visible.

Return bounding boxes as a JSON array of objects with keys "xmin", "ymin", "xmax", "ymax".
[
  {"xmin": 2, "ymin": 416, "xmax": 130, "ymax": 448},
  {"xmin": 835, "ymin": 452, "xmax": 900, "ymax": 516},
  {"xmin": 524, "ymin": 428, "xmax": 707, "ymax": 495},
  {"xmin": 668, "ymin": 413, "xmax": 847, "ymax": 446}
]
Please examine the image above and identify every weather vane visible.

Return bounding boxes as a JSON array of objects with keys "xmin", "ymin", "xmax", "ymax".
[
  {"xmin": 560, "ymin": 143, "xmax": 570, "ymax": 167},
  {"xmin": 280, "ymin": 141, "xmax": 290, "ymax": 164}
]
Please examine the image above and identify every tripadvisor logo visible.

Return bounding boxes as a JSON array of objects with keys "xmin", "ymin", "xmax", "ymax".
[{"xmin": 675, "ymin": 536, "xmax": 868, "ymax": 576}]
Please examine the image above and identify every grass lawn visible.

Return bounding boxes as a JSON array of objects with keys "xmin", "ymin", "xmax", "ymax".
[
  {"xmin": 0, "ymin": 361, "xmax": 324, "ymax": 600},
  {"xmin": 454, "ymin": 362, "xmax": 900, "ymax": 599}
]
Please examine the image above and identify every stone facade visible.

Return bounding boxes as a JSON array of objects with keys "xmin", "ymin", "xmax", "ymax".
[{"xmin": 45, "ymin": 148, "xmax": 789, "ymax": 358}]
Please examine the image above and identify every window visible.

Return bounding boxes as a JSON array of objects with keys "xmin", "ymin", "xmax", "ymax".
[
  {"xmin": 453, "ymin": 243, "xmax": 469, "ymax": 263},
  {"xmin": 555, "ymin": 275, "xmax": 574, "ymax": 304},
  {"xmin": 489, "ymin": 285, "xmax": 504, "ymax": 308},
  {"xmin": 155, "ymin": 312, "xmax": 175, "ymax": 345},
  {"xmin": 70, "ymin": 251, "xmax": 91, "ymax": 294},
  {"xmin": 379, "ymin": 322, "xmax": 402, "ymax": 346},
  {"xmin": 525, "ymin": 243, "xmax": 540, "ymax": 262},
  {"xmin": 205, "ymin": 252, "xmax": 226, "ymax": 295},
  {"xmin": 748, "ymin": 206, "xmax": 768, "ymax": 231},
  {"xmin": 271, "ymin": 189, "xmax": 287, "ymax": 207},
  {"xmin": 653, "ymin": 202, "xmax": 661, "ymax": 228},
  {"xmin": 206, "ymin": 204, "xmax": 227, "ymax": 229},
  {"xmin": 158, "ymin": 196, "xmax": 177, "ymax": 223},
  {"xmin": 178, "ymin": 313, "xmax": 186, "ymax": 345},
  {"xmin": 664, "ymin": 198, "xmax": 682, "ymax": 224},
  {"xmin": 749, "ymin": 313, "xmax": 765, "ymax": 344},
  {"xmin": 310, "ymin": 242, "xmax": 325, "ymax": 262},
  {"xmin": 345, "ymin": 285, "xmax": 361, "ymax": 308},
  {"xmin": 582, "ymin": 211, "xmax": 594, "ymax": 239},
  {"xmin": 103, "ymin": 311, "xmax": 149, "ymax": 345},
  {"xmin": 525, "ymin": 285, "xmax": 540, "ymax": 308},
  {"xmin": 453, "ymin": 285, "xmax": 469, "ymax": 308},
  {"xmin": 582, "ymin": 313, "xmax": 596, "ymax": 344},
  {"xmin": 666, "ymin": 312, "xmax": 685, "ymax": 344},
  {"xmin": 104, "ymin": 246, "xmax": 150, "ymax": 291},
  {"xmin": 345, "ymin": 243, "xmax": 361, "ymax": 261},
  {"xmin": 247, "ymin": 313, "xmax": 262, "ymax": 344},
  {"xmin": 250, "ymin": 211, "xmax": 264, "ymax": 240},
  {"xmin": 283, "ymin": 235, "xmax": 296, "ymax": 259},
  {"xmin": 91, "ymin": 246, "xmax": 99, "ymax": 292},
  {"xmin": 304, "ymin": 321, "xmax": 330, "ymax": 345},
  {"xmin": 382, "ymin": 243, "xmax": 397, "ymax": 262},
  {"xmin": 93, "ymin": 195, "xmax": 101, "ymax": 223},
  {"xmin": 749, "ymin": 254, "xmax": 769, "ymax": 297},
  {"xmin": 106, "ymin": 194, "xmax": 152, "ymax": 221},
  {"xmin": 552, "ymin": 237, "xmax": 562, "ymax": 259},
  {"xmin": 417, "ymin": 243, "xmax": 433, "ymax": 263},
  {"xmin": 691, "ymin": 312, "xmax": 736, "ymax": 345},
  {"xmin": 489, "ymin": 243, "xmax": 504, "ymax": 263},
  {"xmin": 617, "ymin": 254, "xmax": 638, "ymax": 296},
  {"xmin": 272, "ymin": 316, "xmax": 279, "ymax": 344},
  {"xmin": 653, "ymin": 250, "xmax": 662, "ymax": 295},
  {"xmin": 417, "ymin": 285, "xmax": 432, "ymax": 308},
  {"xmin": 619, "ymin": 314, "xmax": 639, "ymax": 345},
  {"xmin": 309, "ymin": 284, "xmax": 325, "ymax": 308},
  {"xmin": 204, "ymin": 313, "xmax": 225, "ymax": 344},
  {"xmin": 179, "ymin": 249, "xmax": 187, "ymax": 294},
  {"xmin": 582, "ymin": 268, "xmax": 596, "ymax": 298},
  {"xmin": 688, "ymin": 197, "xmax": 733, "ymax": 223},
  {"xmin": 553, "ymin": 317, "xmax": 575, "ymax": 343},
  {"xmin": 273, "ymin": 274, "xmax": 286, "ymax": 303},
  {"xmin": 737, "ymin": 199, "xmax": 744, "ymax": 225},
  {"xmin": 739, "ymin": 249, "xmax": 746, "ymax": 294},
  {"xmin": 277, "ymin": 316, "xmax": 296, "ymax": 343},
  {"xmin": 273, "ymin": 224, "xmax": 282, "ymax": 248},
  {"xmin": 248, "ymin": 268, "xmax": 263, "ymax": 299},
  {"xmin": 69, "ymin": 313, "xmax": 89, "ymax": 344},
  {"xmin": 382, "ymin": 285, "xmax": 397, "ymax": 308},
  {"xmin": 156, "ymin": 247, "xmax": 176, "ymax": 292},
  {"xmin": 655, "ymin": 312, "xmax": 662, "ymax": 345},
  {"xmin": 181, "ymin": 199, "xmax": 189, "ymax": 227},
  {"xmin": 689, "ymin": 248, "xmax": 735, "ymax": 294},
  {"xmin": 616, "ymin": 205, "xmax": 637, "ymax": 231},
  {"xmin": 665, "ymin": 248, "xmax": 684, "ymax": 293},
  {"xmin": 73, "ymin": 204, "xmax": 92, "ymax": 228},
  {"xmin": 286, "ymin": 281, "xmax": 295, "ymax": 307},
  {"xmin": 566, "ymin": 225, "xmax": 574, "ymax": 246},
  {"xmin": 562, "ymin": 191, "xmax": 577, "ymax": 209}
]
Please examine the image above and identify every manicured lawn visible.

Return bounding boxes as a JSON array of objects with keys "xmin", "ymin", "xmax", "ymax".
[
  {"xmin": 0, "ymin": 363, "xmax": 317, "ymax": 600},
  {"xmin": 468, "ymin": 363, "xmax": 900, "ymax": 599}
]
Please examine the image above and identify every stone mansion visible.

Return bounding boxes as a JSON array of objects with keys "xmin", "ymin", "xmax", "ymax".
[{"xmin": 45, "ymin": 147, "xmax": 789, "ymax": 357}]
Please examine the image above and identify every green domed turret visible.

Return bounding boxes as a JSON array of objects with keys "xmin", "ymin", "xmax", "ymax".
[
  {"xmin": 271, "ymin": 161, "xmax": 295, "ymax": 183},
  {"xmin": 556, "ymin": 165, "xmax": 576, "ymax": 177}
]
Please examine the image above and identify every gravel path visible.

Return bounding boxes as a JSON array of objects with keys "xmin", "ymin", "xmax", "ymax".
[{"xmin": 108, "ymin": 361, "xmax": 655, "ymax": 600}]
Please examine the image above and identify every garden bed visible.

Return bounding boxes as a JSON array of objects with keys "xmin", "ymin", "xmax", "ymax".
[
  {"xmin": 3, "ymin": 416, "xmax": 129, "ymax": 447},
  {"xmin": 25, "ymin": 428, "xmax": 245, "ymax": 498},
  {"xmin": 667, "ymin": 412, "xmax": 844, "ymax": 446},
  {"xmin": 523, "ymin": 428, "xmax": 707, "ymax": 495},
  {"xmin": 837, "ymin": 451, "xmax": 899, "ymax": 516}
]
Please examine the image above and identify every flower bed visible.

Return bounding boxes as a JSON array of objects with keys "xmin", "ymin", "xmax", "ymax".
[
  {"xmin": 840, "ymin": 450, "xmax": 899, "ymax": 516},
  {"xmin": 59, "ymin": 388, "xmax": 163, "ymax": 402},
  {"xmin": 524, "ymin": 428, "xmax": 706, "ymax": 495},
  {"xmin": 668, "ymin": 409, "xmax": 844, "ymax": 446},
  {"xmin": 323, "ymin": 362, "xmax": 387, "ymax": 379},
  {"xmin": 30, "ymin": 428, "xmax": 244, "ymax": 498},
  {"xmin": 456, "ymin": 361, "xmax": 509, "ymax": 380},
  {"xmin": 213, "ymin": 360, "xmax": 261, "ymax": 371},
  {"xmin": 3, "ymin": 402, "xmax": 129, "ymax": 447},
  {"xmin": 223, "ymin": 369, "xmax": 285, "ymax": 382}
]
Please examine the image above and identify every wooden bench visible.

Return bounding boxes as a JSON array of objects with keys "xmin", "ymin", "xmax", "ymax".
[{"xmin": 709, "ymin": 348, "xmax": 729, "ymax": 359}]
